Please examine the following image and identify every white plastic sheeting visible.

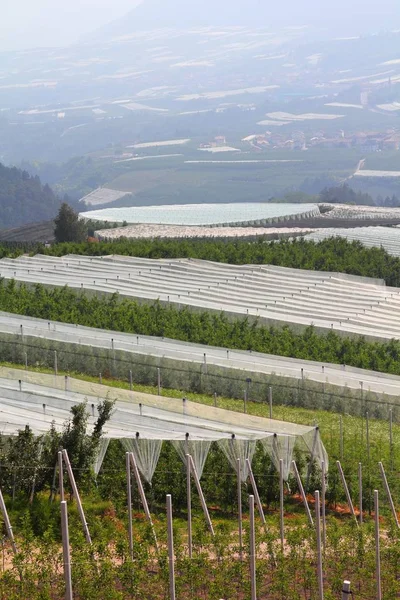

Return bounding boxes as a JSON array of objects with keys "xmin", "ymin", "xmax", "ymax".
[
  {"xmin": 121, "ymin": 438, "xmax": 163, "ymax": 483},
  {"xmin": 94, "ymin": 438, "xmax": 110, "ymax": 476},
  {"xmin": 218, "ymin": 438, "xmax": 258, "ymax": 482},
  {"xmin": 172, "ymin": 439, "xmax": 212, "ymax": 479},
  {"xmin": 1, "ymin": 254, "xmax": 399, "ymax": 340},
  {"xmin": 260, "ymin": 434, "xmax": 296, "ymax": 480},
  {"xmin": 0, "ymin": 368, "xmax": 327, "ymax": 480}
]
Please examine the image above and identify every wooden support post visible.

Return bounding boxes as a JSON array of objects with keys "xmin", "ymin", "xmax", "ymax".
[
  {"xmin": 62, "ymin": 449, "xmax": 92, "ymax": 544},
  {"xmin": 374, "ymin": 490, "xmax": 382, "ymax": 600},
  {"xmin": 292, "ymin": 461, "xmax": 313, "ymax": 526},
  {"xmin": 268, "ymin": 386, "xmax": 273, "ymax": 419},
  {"xmin": 189, "ymin": 455, "xmax": 214, "ymax": 536},
  {"xmin": 279, "ymin": 458, "xmax": 284, "ymax": 551},
  {"xmin": 358, "ymin": 462, "xmax": 363, "ymax": 525},
  {"xmin": 378, "ymin": 461, "xmax": 400, "ymax": 528},
  {"xmin": 237, "ymin": 458, "xmax": 243, "ymax": 559},
  {"xmin": 321, "ymin": 460, "xmax": 326, "ymax": 549},
  {"xmin": 61, "ymin": 501, "xmax": 73, "ymax": 600},
  {"xmin": 336, "ymin": 461, "xmax": 358, "ymax": 525},
  {"xmin": 129, "ymin": 453, "xmax": 158, "ymax": 547},
  {"xmin": 166, "ymin": 495, "xmax": 176, "ymax": 600},
  {"xmin": 249, "ymin": 495, "xmax": 257, "ymax": 600},
  {"xmin": 246, "ymin": 458, "xmax": 265, "ymax": 524},
  {"xmin": 315, "ymin": 490, "xmax": 324, "ymax": 600},
  {"xmin": 186, "ymin": 454, "xmax": 192, "ymax": 558},
  {"xmin": 58, "ymin": 451, "xmax": 64, "ymax": 502},
  {"xmin": 126, "ymin": 453, "xmax": 133, "ymax": 560},
  {"xmin": 0, "ymin": 488, "xmax": 17, "ymax": 554}
]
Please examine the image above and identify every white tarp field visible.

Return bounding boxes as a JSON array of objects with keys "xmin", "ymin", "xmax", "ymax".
[{"xmin": 1, "ymin": 254, "xmax": 400, "ymax": 341}]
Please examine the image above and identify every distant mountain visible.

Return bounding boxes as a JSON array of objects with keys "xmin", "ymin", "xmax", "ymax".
[
  {"xmin": 99, "ymin": 0, "xmax": 399, "ymax": 38},
  {"xmin": 0, "ymin": 164, "xmax": 62, "ymax": 229}
]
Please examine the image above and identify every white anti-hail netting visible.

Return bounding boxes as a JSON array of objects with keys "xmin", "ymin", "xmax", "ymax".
[{"xmin": 0, "ymin": 368, "xmax": 328, "ymax": 481}]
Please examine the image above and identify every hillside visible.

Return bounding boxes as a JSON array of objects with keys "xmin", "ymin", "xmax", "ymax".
[
  {"xmin": 100, "ymin": 0, "xmax": 399, "ymax": 37},
  {"xmin": 0, "ymin": 164, "xmax": 61, "ymax": 229}
]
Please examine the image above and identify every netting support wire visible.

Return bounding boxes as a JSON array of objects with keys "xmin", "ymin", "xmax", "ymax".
[
  {"xmin": 292, "ymin": 461, "xmax": 313, "ymax": 526},
  {"xmin": 374, "ymin": 490, "xmax": 382, "ymax": 600},
  {"xmin": 305, "ymin": 427, "xmax": 319, "ymax": 493},
  {"xmin": 166, "ymin": 495, "xmax": 176, "ymax": 600},
  {"xmin": 129, "ymin": 453, "xmax": 158, "ymax": 549},
  {"xmin": 189, "ymin": 455, "xmax": 215, "ymax": 536},
  {"xmin": 0, "ymin": 486, "xmax": 17, "ymax": 554},
  {"xmin": 237, "ymin": 457, "xmax": 243, "ymax": 559},
  {"xmin": 336, "ymin": 461, "xmax": 358, "ymax": 527},
  {"xmin": 321, "ymin": 460, "xmax": 326, "ymax": 550},
  {"xmin": 126, "ymin": 453, "xmax": 133, "ymax": 560},
  {"xmin": 62, "ymin": 449, "xmax": 92, "ymax": 544},
  {"xmin": 246, "ymin": 457, "xmax": 265, "ymax": 523},
  {"xmin": 249, "ymin": 495, "xmax": 257, "ymax": 600},
  {"xmin": 186, "ymin": 454, "xmax": 192, "ymax": 558},
  {"xmin": 58, "ymin": 451, "xmax": 64, "ymax": 502},
  {"xmin": 378, "ymin": 461, "xmax": 400, "ymax": 528},
  {"xmin": 315, "ymin": 490, "xmax": 324, "ymax": 600},
  {"xmin": 61, "ymin": 501, "xmax": 73, "ymax": 600},
  {"xmin": 279, "ymin": 458, "xmax": 284, "ymax": 552}
]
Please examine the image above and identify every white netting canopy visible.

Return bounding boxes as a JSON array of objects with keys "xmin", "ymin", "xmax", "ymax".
[{"xmin": 0, "ymin": 367, "xmax": 328, "ymax": 481}]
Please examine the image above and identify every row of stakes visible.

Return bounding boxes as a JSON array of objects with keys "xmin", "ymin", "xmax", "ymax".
[{"xmin": 0, "ymin": 448, "xmax": 394, "ymax": 600}]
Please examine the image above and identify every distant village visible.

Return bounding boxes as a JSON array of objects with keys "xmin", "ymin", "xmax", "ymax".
[{"xmin": 240, "ymin": 129, "xmax": 400, "ymax": 152}]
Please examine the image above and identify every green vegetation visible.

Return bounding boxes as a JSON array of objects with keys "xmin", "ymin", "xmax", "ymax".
[
  {"xmin": 3, "ymin": 279, "xmax": 400, "ymax": 376},
  {"xmin": 54, "ymin": 203, "xmax": 87, "ymax": 243},
  {"xmin": 0, "ymin": 375, "xmax": 399, "ymax": 599},
  {"xmin": 35, "ymin": 237, "xmax": 400, "ymax": 287},
  {"xmin": 0, "ymin": 163, "xmax": 63, "ymax": 229}
]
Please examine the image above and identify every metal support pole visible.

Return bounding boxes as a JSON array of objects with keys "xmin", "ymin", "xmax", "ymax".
[
  {"xmin": 336, "ymin": 461, "xmax": 357, "ymax": 525},
  {"xmin": 129, "ymin": 370, "xmax": 133, "ymax": 391},
  {"xmin": 58, "ymin": 451, "xmax": 64, "ymax": 502},
  {"xmin": 99, "ymin": 372, "xmax": 102, "ymax": 385},
  {"xmin": 186, "ymin": 454, "xmax": 192, "ymax": 558},
  {"xmin": 249, "ymin": 495, "xmax": 257, "ymax": 600},
  {"xmin": 64, "ymin": 375, "xmax": 68, "ymax": 392},
  {"xmin": 189, "ymin": 455, "xmax": 214, "ymax": 536},
  {"xmin": 62, "ymin": 449, "xmax": 92, "ymax": 544},
  {"xmin": 54, "ymin": 350, "xmax": 58, "ymax": 377},
  {"xmin": 237, "ymin": 458, "xmax": 243, "ymax": 559},
  {"xmin": 213, "ymin": 392, "xmax": 217, "ymax": 408},
  {"xmin": 269, "ymin": 386, "xmax": 273, "ymax": 419},
  {"xmin": 61, "ymin": 501, "xmax": 73, "ymax": 600},
  {"xmin": 244, "ymin": 389, "xmax": 247, "ymax": 414},
  {"xmin": 157, "ymin": 368, "xmax": 161, "ymax": 395},
  {"xmin": 374, "ymin": 490, "xmax": 382, "ymax": 600},
  {"xmin": 315, "ymin": 490, "xmax": 324, "ymax": 600},
  {"xmin": 0, "ymin": 488, "xmax": 17, "ymax": 554},
  {"xmin": 342, "ymin": 581, "xmax": 351, "ymax": 600},
  {"xmin": 246, "ymin": 458, "xmax": 265, "ymax": 523},
  {"xmin": 126, "ymin": 453, "xmax": 133, "ymax": 560},
  {"xmin": 166, "ymin": 495, "xmax": 176, "ymax": 600},
  {"xmin": 390, "ymin": 408, "xmax": 394, "ymax": 470},
  {"xmin": 24, "ymin": 351, "xmax": 28, "ymax": 370},
  {"xmin": 378, "ymin": 461, "xmax": 400, "ymax": 528},
  {"xmin": 339, "ymin": 416, "xmax": 344, "ymax": 460},
  {"xmin": 305, "ymin": 427, "xmax": 319, "ymax": 493},
  {"xmin": 279, "ymin": 458, "xmax": 284, "ymax": 551},
  {"xmin": 292, "ymin": 461, "xmax": 313, "ymax": 526},
  {"xmin": 358, "ymin": 462, "xmax": 363, "ymax": 524},
  {"xmin": 129, "ymin": 453, "xmax": 158, "ymax": 547},
  {"xmin": 321, "ymin": 460, "xmax": 326, "ymax": 549},
  {"xmin": 366, "ymin": 411, "xmax": 370, "ymax": 463}
]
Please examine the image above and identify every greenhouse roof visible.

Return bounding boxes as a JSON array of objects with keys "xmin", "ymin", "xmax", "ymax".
[{"xmin": 0, "ymin": 368, "xmax": 327, "ymax": 481}]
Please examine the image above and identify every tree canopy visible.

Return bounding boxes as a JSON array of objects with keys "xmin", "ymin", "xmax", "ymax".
[{"xmin": 54, "ymin": 203, "xmax": 87, "ymax": 243}]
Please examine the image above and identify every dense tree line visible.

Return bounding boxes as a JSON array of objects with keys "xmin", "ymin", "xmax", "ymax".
[
  {"xmin": 2, "ymin": 280, "xmax": 400, "ymax": 375},
  {"xmin": 0, "ymin": 163, "xmax": 66, "ymax": 229}
]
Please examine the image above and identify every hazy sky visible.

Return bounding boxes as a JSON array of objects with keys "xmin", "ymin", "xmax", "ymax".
[{"xmin": 0, "ymin": 0, "xmax": 142, "ymax": 51}]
